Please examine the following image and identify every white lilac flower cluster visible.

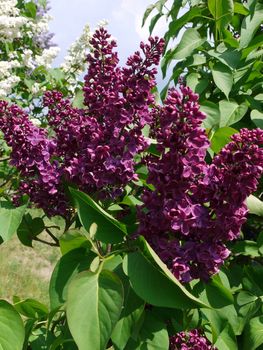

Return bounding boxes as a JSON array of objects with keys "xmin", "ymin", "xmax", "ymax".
[
  {"xmin": 61, "ymin": 23, "xmax": 92, "ymax": 87},
  {"xmin": 0, "ymin": 0, "xmax": 59, "ymax": 98},
  {"xmin": 60, "ymin": 20, "xmax": 108, "ymax": 91},
  {"xmin": 0, "ymin": 0, "xmax": 27, "ymax": 41}
]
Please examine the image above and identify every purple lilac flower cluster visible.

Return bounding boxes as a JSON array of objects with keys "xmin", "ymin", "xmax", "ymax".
[
  {"xmin": 138, "ymin": 86, "xmax": 263, "ymax": 282},
  {"xmin": 43, "ymin": 28, "xmax": 164, "ymax": 198},
  {"xmin": 33, "ymin": 0, "xmax": 56, "ymax": 49},
  {"xmin": 169, "ymin": 329, "xmax": 216, "ymax": 350},
  {"xmin": 0, "ymin": 28, "xmax": 164, "ymax": 216},
  {"xmin": 0, "ymin": 101, "xmax": 68, "ymax": 216}
]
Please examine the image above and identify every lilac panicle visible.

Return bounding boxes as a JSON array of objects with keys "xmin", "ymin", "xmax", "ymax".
[
  {"xmin": 0, "ymin": 101, "xmax": 68, "ymax": 216},
  {"xmin": 169, "ymin": 329, "xmax": 217, "ymax": 350},
  {"xmin": 0, "ymin": 28, "xmax": 164, "ymax": 216},
  {"xmin": 138, "ymin": 85, "xmax": 263, "ymax": 282},
  {"xmin": 44, "ymin": 28, "xmax": 164, "ymax": 197}
]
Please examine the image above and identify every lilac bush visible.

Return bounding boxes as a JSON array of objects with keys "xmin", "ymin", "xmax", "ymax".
[{"xmin": 0, "ymin": 28, "xmax": 263, "ymax": 284}]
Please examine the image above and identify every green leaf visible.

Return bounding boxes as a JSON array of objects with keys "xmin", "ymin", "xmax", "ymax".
[
  {"xmin": 0, "ymin": 300, "xmax": 25, "ymax": 350},
  {"xmin": 200, "ymin": 101, "xmax": 221, "ymax": 129},
  {"xmin": 67, "ymin": 270, "xmax": 124, "ymax": 350},
  {"xmin": 206, "ymin": 275, "xmax": 234, "ymax": 308},
  {"xmin": 246, "ymin": 195, "xmax": 263, "ymax": 216},
  {"xmin": 17, "ymin": 214, "xmax": 45, "ymax": 247},
  {"xmin": 72, "ymin": 89, "xmax": 85, "ymax": 108},
  {"xmin": 243, "ymin": 264, "xmax": 263, "ymax": 297},
  {"xmin": 48, "ymin": 68, "xmax": 65, "ymax": 82},
  {"xmin": 70, "ymin": 188, "xmax": 127, "ymax": 243},
  {"xmin": 219, "ymin": 100, "xmax": 248, "ymax": 127},
  {"xmin": 123, "ymin": 238, "xmax": 208, "ymax": 309},
  {"xmin": 166, "ymin": 7, "xmax": 205, "ymax": 40},
  {"xmin": 13, "ymin": 297, "xmax": 48, "ymax": 319},
  {"xmin": 0, "ymin": 202, "xmax": 26, "ymax": 241},
  {"xmin": 202, "ymin": 306, "xmax": 238, "ymax": 347},
  {"xmin": 111, "ymin": 279, "xmax": 144, "ymax": 350},
  {"xmin": 251, "ymin": 109, "xmax": 263, "ymax": 128},
  {"xmin": 149, "ymin": 13, "xmax": 162, "ymax": 34},
  {"xmin": 208, "ymin": 0, "xmax": 234, "ymax": 31},
  {"xmin": 170, "ymin": 28, "xmax": 206, "ymax": 60},
  {"xmin": 24, "ymin": 1, "xmax": 37, "ymax": 18},
  {"xmin": 210, "ymin": 126, "xmax": 237, "ymax": 153},
  {"xmin": 59, "ymin": 230, "xmax": 91, "ymax": 255},
  {"xmin": 126, "ymin": 310, "xmax": 169, "ymax": 349},
  {"xmin": 240, "ymin": 3, "xmax": 263, "ymax": 48},
  {"xmin": 234, "ymin": 2, "xmax": 249, "ymax": 15},
  {"xmin": 207, "ymin": 48, "xmax": 241, "ymax": 70},
  {"xmin": 236, "ymin": 291, "xmax": 258, "ymax": 306},
  {"xmin": 257, "ymin": 232, "xmax": 263, "ymax": 255},
  {"xmin": 211, "ymin": 62, "xmax": 233, "ymax": 98},
  {"xmin": 243, "ymin": 316, "xmax": 263, "ymax": 350},
  {"xmin": 142, "ymin": 4, "xmax": 156, "ymax": 26},
  {"xmin": 214, "ymin": 323, "xmax": 238, "ymax": 350},
  {"xmin": 49, "ymin": 248, "xmax": 96, "ymax": 310},
  {"xmin": 186, "ymin": 73, "xmax": 209, "ymax": 95},
  {"xmin": 231, "ymin": 240, "xmax": 260, "ymax": 257}
]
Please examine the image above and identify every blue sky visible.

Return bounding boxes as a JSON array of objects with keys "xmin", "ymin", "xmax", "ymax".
[{"xmin": 49, "ymin": 0, "xmax": 169, "ymax": 66}]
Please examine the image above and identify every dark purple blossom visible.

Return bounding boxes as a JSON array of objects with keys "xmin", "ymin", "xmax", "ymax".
[
  {"xmin": 0, "ymin": 101, "xmax": 68, "ymax": 216},
  {"xmin": 169, "ymin": 329, "xmax": 216, "ymax": 350},
  {"xmin": 0, "ymin": 29, "xmax": 164, "ymax": 216},
  {"xmin": 44, "ymin": 28, "xmax": 164, "ymax": 197},
  {"xmin": 138, "ymin": 85, "xmax": 263, "ymax": 282}
]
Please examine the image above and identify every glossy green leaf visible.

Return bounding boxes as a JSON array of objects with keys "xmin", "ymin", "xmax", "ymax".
[
  {"xmin": 24, "ymin": 1, "xmax": 37, "ymax": 18},
  {"xmin": 67, "ymin": 270, "xmax": 124, "ymax": 350},
  {"xmin": 59, "ymin": 230, "xmax": 91, "ymax": 255},
  {"xmin": 142, "ymin": 4, "xmax": 156, "ymax": 26},
  {"xmin": 186, "ymin": 73, "xmax": 209, "ymax": 95},
  {"xmin": 251, "ymin": 109, "xmax": 263, "ymax": 128},
  {"xmin": 231, "ymin": 240, "xmax": 260, "ymax": 258},
  {"xmin": 193, "ymin": 275, "xmax": 234, "ymax": 309},
  {"xmin": 126, "ymin": 310, "xmax": 169, "ymax": 349},
  {"xmin": 246, "ymin": 195, "xmax": 263, "ymax": 216},
  {"xmin": 149, "ymin": 13, "xmax": 162, "ymax": 34},
  {"xmin": 208, "ymin": 0, "xmax": 234, "ymax": 30},
  {"xmin": 70, "ymin": 188, "xmax": 127, "ymax": 243},
  {"xmin": 0, "ymin": 300, "xmax": 25, "ymax": 350},
  {"xmin": 207, "ymin": 48, "xmax": 241, "ymax": 70},
  {"xmin": 206, "ymin": 275, "xmax": 234, "ymax": 308},
  {"xmin": 111, "ymin": 280, "xmax": 144, "ymax": 350},
  {"xmin": 17, "ymin": 214, "xmax": 45, "ymax": 247},
  {"xmin": 170, "ymin": 28, "xmax": 205, "ymax": 60},
  {"xmin": 211, "ymin": 127, "xmax": 237, "ymax": 153},
  {"xmin": 243, "ymin": 316, "xmax": 263, "ymax": 350},
  {"xmin": 72, "ymin": 89, "xmax": 85, "ymax": 108},
  {"xmin": 49, "ymin": 248, "xmax": 96, "ymax": 310},
  {"xmin": 219, "ymin": 100, "xmax": 247, "ymax": 127},
  {"xmin": 240, "ymin": 3, "xmax": 263, "ymax": 48},
  {"xmin": 13, "ymin": 297, "xmax": 48, "ymax": 319},
  {"xmin": 166, "ymin": 7, "xmax": 204, "ymax": 39},
  {"xmin": 200, "ymin": 101, "xmax": 221, "ymax": 129},
  {"xmin": 123, "ymin": 239, "xmax": 208, "ymax": 309},
  {"xmin": 211, "ymin": 62, "xmax": 233, "ymax": 98},
  {"xmin": 237, "ymin": 291, "xmax": 258, "ymax": 306},
  {"xmin": 0, "ymin": 202, "xmax": 26, "ymax": 241},
  {"xmin": 214, "ymin": 323, "xmax": 238, "ymax": 350},
  {"xmin": 234, "ymin": 2, "xmax": 249, "ymax": 15}
]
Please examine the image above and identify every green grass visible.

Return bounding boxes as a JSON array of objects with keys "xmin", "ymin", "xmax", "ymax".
[{"xmin": 0, "ymin": 236, "xmax": 60, "ymax": 306}]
